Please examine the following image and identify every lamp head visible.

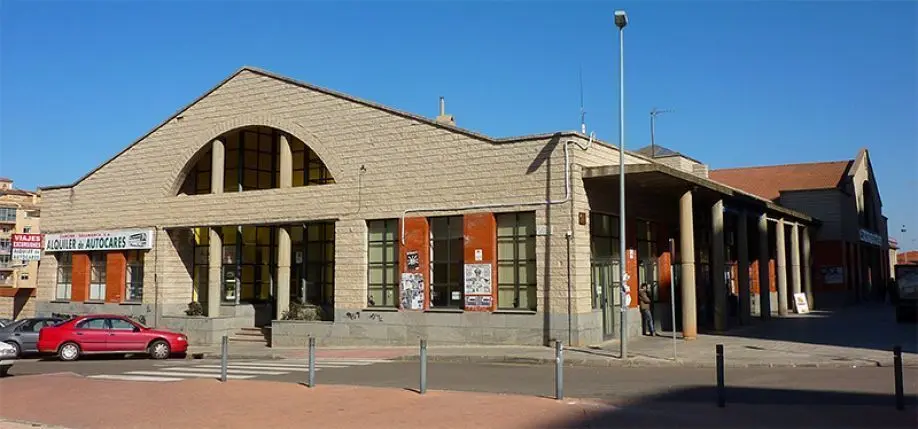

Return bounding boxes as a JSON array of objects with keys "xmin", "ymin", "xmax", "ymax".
[{"xmin": 614, "ymin": 10, "xmax": 628, "ymax": 29}]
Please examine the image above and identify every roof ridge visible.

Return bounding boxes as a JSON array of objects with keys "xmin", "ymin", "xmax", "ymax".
[{"xmin": 712, "ymin": 159, "xmax": 852, "ymax": 171}]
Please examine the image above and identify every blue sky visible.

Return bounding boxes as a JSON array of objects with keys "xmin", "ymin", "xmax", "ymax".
[{"xmin": 1, "ymin": 1, "xmax": 916, "ymax": 248}]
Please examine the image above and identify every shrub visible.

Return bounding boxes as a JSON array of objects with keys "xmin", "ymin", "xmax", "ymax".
[
  {"xmin": 185, "ymin": 301, "xmax": 205, "ymax": 316},
  {"xmin": 281, "ymin": 302, "xmax": 323, "ymax": 321}
]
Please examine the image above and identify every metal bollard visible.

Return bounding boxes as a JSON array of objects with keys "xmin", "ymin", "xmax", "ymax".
[
  {"xmin": 894, "ymin": 345, "xmax": 904, "ymax": 411},
  {"xmin": 716, "ymin": 344, "xmax": 725, "ymax": 408},
  {"xmin": 555, "ymin": 340, "xmax": 564, "ymax": 400},
  {"xmin": 308, "ymin": 336, "xmax": 316, "ymax": 388},
  {"xmin": 419, "ymin": 339, "xmax": 428, "ymax": 394},
  {"xmin": 220, "ymin": 334, "xmax": 228, "ymax": 382}
]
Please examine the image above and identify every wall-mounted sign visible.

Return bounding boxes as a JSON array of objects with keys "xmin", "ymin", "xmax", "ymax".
[
  {"xmin": 859, "ymin": 229, "xmax": 883, "ymax": 247},
  {"xmin": 11, "ymin": 233, "xmax": 43, "ymax": 261},
  {"xmin": 406, "ymin": 251, "xmax": 420, "ymax": 271},
  {"xmin": 44, "ymin": 229, "xmax": 155, "ymax": 252}
]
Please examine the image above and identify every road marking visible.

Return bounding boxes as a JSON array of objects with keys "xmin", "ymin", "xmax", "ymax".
[
  {"xmin": 89, "ymin": 374, "xmax": 184, "ymax": 382},
  {"xmin": 158, "ymin": 367, "xmax": 287, "ymax": 375},
  {"xmin": 229, "ymin": 362, "xmax": 356, "ymax": 368},
  {"xmin": 124, "ymin": 371, "xmax": 254, "ymax": 379},
  {"xmin": 189, "ymin": 365, "xmax": 319, "ymax": 372}
]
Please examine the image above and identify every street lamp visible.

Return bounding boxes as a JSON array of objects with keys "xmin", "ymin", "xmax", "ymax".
[
  {"xmin": 615, "ymin": 9, "xmax": 628, "ymax": 359},
  {"xmin": 650, "ymin": 108, "xmax": 674, "ymax": 158}
]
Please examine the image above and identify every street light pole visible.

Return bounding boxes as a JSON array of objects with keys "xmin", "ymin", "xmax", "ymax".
[
  {"xmin": 615, "ymin": 9, "xmax": 628, "ymax": 359},
  {"xmin": 649, "ymin": 108, "xmax": 673, "ymax": 158}
]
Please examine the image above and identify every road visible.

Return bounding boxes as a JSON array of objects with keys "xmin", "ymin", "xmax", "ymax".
[{"xmin": 5, "ymin": 355, "xmax": 917, "ymax": 407}]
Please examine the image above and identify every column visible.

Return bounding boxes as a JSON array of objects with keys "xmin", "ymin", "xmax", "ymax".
[
  {"xmin": 207, "ymin": 228, "xmax": 223, "ymax": 317},
  {"xmin": 802, "ymin": 226, "xmax": 813, "ymax": 309},
  {"xmin": 712, "ymin": 200, "xmax": 727, "ymax": 332},
  {"xmin": 211, "ymin": 139, "xmax": 225, "ymax": 194},
  {"xmin": 791, "ymin": 222, "xmax": 802, "ymax": 299},
  {"xmin": 737, "ymin": 211, "xmax": 751, "ymax": 325},
  {"xmin": 279, "ymin": 134, "xmax": 292, "ymax": 188},
  {"xmin": 758, "ymin": 213, "xmax": 771, "ymax": 320},
  {"xmin": 276, "ymin": 226, "xmax": 291, "ymax": 320},
  {"xmin": 679, "ymin": 190, "xmax": 697, "ymax": 340},
  {"xmin": 776, "ymin": 218, "xmax": 788, "ymax": 316}
]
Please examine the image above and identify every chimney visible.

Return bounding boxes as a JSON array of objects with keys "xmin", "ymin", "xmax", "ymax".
[{"xmin": 435, "ymin": 96, "xmax": 456, "ymax": 126}]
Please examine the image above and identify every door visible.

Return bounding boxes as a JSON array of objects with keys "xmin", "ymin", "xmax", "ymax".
[
  {"xmin": 16, "ymin": 319, "xmax": 57, "ymax": 352},
  {"xmin": 73, "ymin": 318, "xmax": 110, "ymax": 352},
  {"xmin": 107, "ymin": 318, "xmax": 146, "ymax": 352},
  {"xmin": 594, "ymin": 262, "xmax": 620, "ymax": 340}
]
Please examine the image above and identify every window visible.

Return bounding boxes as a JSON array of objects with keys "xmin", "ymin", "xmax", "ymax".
[
  {"xmin": 290, "ymin": 223, "xmax": 335, "ymax": 306},
  {"xmin": 56, "ymin": 253, "xmax": 72, "ymax": 300},
  {"xmin": 192, "ymin": 228, "xmax": 209, "ymax": 304},
  {"xmin": 590, "ymin": 213, "xmax": 621, "ymax": 309},
  {"xmin": 0, "ymin": 255, "xmax": 10, "ymax": 268},
  {"xmin": 0, "ymin": 207, "xmax": 16, "ymax": 222},
  {"xmin": 89, "ymin": 253, "xmax": 106, "ymax": 301},
  {"xmin": 0, "ymin": 238, "xmax": 10, "ymax": 253},
  {"xmin": 76, "ymin": 318, "xmax": 107, "ymax": 330},
  {"xmin": 23, "ymin": 226, "xmax": 31, "ymax": 233},
  {"xmin": 109, "ymin": 318, "xmax": 136, "ymax": 331},
  {"xmin": 125, "ymin": 251, "xmax": 144, "ymax": 302},
  {"xmin": 497, "ymin": 213, "xmax": 537, "ymax": 310},
  {"xmin": 367, "ymin": 220, "xmax": 399, "ymax": 307},
  {"xmin": 19, "ymin": 272, "xmax": 29, "ymax": 281},
  {"xmin": 430, "ymin": 216, "xmax": 464, "ymax": 308}
]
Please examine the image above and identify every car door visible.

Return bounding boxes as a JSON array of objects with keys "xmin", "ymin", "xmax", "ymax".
[
  {"xmin": 17, "ymin": 319, "xmax": 44, "ymax": 352},
  {"xmin": 73, "ymin": 318, "xmax": 110, "ymax": 352},
  {"xmin": 107, "ymin": 318, "xmax": 145, "ymax": 352}
]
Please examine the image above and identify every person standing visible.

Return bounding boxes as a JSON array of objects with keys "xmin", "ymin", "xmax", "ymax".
[{"xmin": 639, "ymin": 283, "xmax": 656, "ymax": 336}]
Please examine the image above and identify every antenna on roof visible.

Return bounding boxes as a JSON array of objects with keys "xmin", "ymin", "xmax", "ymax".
[{"xmin": 579, "ymin": 66, "xmax": 587, "ymax": 134}]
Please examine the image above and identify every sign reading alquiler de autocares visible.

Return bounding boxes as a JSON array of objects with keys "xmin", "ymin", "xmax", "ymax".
[{"xmin": 44, "ymin": 229, "xmax": 155, "ymax": 252}]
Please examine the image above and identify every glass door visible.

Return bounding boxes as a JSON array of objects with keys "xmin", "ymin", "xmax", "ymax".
[{"xmin": 593, "ymin": 261, "xmax": 621, "ymax": 340}]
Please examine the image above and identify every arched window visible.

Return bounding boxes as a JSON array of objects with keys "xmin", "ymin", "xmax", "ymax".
[{"xmin": 179, "ymin": 126, "xmax": 334, "ymax": 195}]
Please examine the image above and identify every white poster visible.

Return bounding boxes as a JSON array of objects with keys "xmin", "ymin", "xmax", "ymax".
[
  {"xmin": 11, "ymin": 248, "xmax": 41, "ymax": 261},
  {"xmin": 400, "ymin": 273, "xmax": 425, "ymax": 310},
  {"xmin": 44, "ymin": 229, "xmax": 155, "ymax": 252},
  {"xmin": 464, "ymin": 264, "xmax": 492, "ymax": 295}
]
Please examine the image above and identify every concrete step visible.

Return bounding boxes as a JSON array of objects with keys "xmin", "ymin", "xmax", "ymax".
[{"xmin": 229, "ymin": 336, "xmax": 268, "ymax": 343}]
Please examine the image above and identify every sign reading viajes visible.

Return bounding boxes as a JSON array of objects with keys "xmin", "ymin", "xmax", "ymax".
[{"xmin": 44, "ymin": 229, "xmax": 155, "ymax": 252}]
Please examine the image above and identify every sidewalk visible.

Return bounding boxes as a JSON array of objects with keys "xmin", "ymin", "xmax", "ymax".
[
  {"xmin": 1, "ymin": 373, "xmax": 914, "ymax": 429},
  {"xmin": 191, "ymin": 305, "xmax": 918, "ymax": 368}
]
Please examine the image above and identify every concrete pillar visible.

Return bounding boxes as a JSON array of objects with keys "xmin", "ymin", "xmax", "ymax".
[
  {"xmin": 737, "ymin": 211, "xmax": 751, "ymax": 325},
  {"xmin": 791, "ymin": 222, "xmax": 802, "ymax": 301},
  {"xmin": 207, "ymin": 228, "xmax": 223, "ymax": 317},
  {"xmin": 211, "ymin": 139, "xmax": 225, "ymax": 194},
  {"xmin": 802, "ymin": 226, "xmax": 813, "ymax": 309},
  {"xmin": 679, "ymin": 190, "xmax": 697, "ymax": 340},
  {"xmin": 758, "ymin": 213, "xmax": 770, "ymax": 320},
  {"xmin": 279, "ymin": 134, "xmax": 292, "ymax": 188},
  {"xmin": 776, "ymin": 218, "xmax": 788, "ymax": 316},
  {"xmin": 276, "ymin": 226, "xmax": 291, "ymax": 320},
  {"xmin": 712, "ymin": 200, "xmax": 727, "ymax": 332}
]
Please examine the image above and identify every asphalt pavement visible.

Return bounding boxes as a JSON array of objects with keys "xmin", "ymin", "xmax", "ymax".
[{"xmin": 6, "ymin": 355, "xmax": 917, "ymax": 406}]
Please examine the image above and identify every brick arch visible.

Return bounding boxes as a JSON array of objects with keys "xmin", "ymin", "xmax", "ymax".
[{"xmin": 166, "ymin": 114, "xmax": 346, "ymax": 196}]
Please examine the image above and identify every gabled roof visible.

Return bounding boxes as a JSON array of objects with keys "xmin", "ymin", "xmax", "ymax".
[
  {"xmin": 41, "ymin": 66, "xmax": 602, "ymax": 191},
  {"xmin": 709, "ymin": 160, "xmax": 852, "ymax": 201}
]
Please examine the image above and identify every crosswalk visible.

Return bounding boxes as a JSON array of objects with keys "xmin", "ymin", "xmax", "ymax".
[{"xmin": 87, "ymin": 358, "xmax": 390, "ymax": 382}]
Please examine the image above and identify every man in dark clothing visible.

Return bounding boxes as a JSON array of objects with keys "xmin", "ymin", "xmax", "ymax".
[{"xmin": 639, "ymin": 283, "xmax": 656, "ymax": 336}]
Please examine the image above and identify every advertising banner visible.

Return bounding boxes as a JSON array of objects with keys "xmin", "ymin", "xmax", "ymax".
[
  {"xmin": 44, "ymin": 229, "xmax": 155, "ymax": 252},
  {"xmin": 11, "ymin": 233, "xmax": 43, "ymax": 261}
]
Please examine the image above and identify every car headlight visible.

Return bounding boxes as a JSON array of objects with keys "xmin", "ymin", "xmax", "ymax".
[{"xmin": 0, "ymin": 350, "xmax": 15, "ymax": 358}]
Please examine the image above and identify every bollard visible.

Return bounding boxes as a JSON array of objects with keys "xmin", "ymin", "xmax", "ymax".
[
  {"xmin": 419, "ymin": 339, "xmax": 428, "ymax": 395},
  {"xmin": 308, "ymin": 336, "xmax": 316, "ymax": 388},
  {"xmin": 716, "ymin": 344, "xmax": 725, "ymax": 408},
  {"xmin": 220, "ymin": 334, "xmax": 228, "ymax": 383},
  {"xmin": 555, "ymin": 340, "xmax": 564, "ymax": 400},
  {"xmin": 894, "ymin": 345, "xmax": 904, "ymax": 411}
]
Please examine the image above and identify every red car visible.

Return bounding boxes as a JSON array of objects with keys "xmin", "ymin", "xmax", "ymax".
[{"xmin": 38, "ymin": 314, "xmax": 188, "ymax": 361}]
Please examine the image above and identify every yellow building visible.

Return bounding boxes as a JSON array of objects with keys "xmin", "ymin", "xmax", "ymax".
[{"xmin": 0, "ymin": 178, "xmax": 41, "ymax": 319}]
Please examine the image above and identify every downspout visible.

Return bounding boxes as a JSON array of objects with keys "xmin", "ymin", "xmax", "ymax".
[
  {"xmin": 400, "ymin": 133, "xmax": 594, "ymax": 244},
  {"xmin": 154, "ymin": 225, "xmax": 161, "ymax": 328}
]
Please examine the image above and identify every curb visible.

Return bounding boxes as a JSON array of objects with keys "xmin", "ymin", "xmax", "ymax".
[{"xmin": 0, "ymin": 418, "xmax": 72, "ymax": 429}]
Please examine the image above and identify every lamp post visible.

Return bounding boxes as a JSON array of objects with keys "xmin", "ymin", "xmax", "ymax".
[
  {"xmin": 614, "ymin": 9, "xmax": 629, "ymax": 359},
  {"xmin": 650, "ymin": 108, "xmax": 674, "ymax": 158}
]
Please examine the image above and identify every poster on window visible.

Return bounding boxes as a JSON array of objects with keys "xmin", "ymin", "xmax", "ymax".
[
  {"xmin": 400, "ymin": 273, "xmax": 425, "ymax": 310},
  {"xmin": 464, "ymin": 264, "xmax": 492, "ymax": 295}
]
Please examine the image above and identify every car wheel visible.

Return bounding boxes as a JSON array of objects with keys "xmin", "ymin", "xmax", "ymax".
[
  {"xmin": 149, "ymin": 340, "xmax": 170, "ymax": 360},
  {"xmin": 4, "ymin": 341, "xmax": 20, "ymax": 358},
  {"xmin": 58, "ymin": 342, "xmax": 81, "ymax": 362}
]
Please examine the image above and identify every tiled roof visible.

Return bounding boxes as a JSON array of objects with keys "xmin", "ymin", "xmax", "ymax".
[{"xmin": 709, "ymin": 160, "xmax": 852, "ymax": 201}]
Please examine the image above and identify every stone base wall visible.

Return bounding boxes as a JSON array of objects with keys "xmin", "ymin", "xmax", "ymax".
[
  {"xmin": 159, "ymin": 315, "xmax": 236, "ymax": 346},
  {"xmin": 272, "ymin": 309, "xmax": 616, "ymax": 347},
  {"xmin": 35, "ymin": 301, "xmax": 185, "ymax": 327}
]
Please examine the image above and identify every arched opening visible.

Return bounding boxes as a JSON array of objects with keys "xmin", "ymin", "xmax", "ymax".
[{"xmin": 179, "ymin": 126, "xmax": 335, "ymax": 195}]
